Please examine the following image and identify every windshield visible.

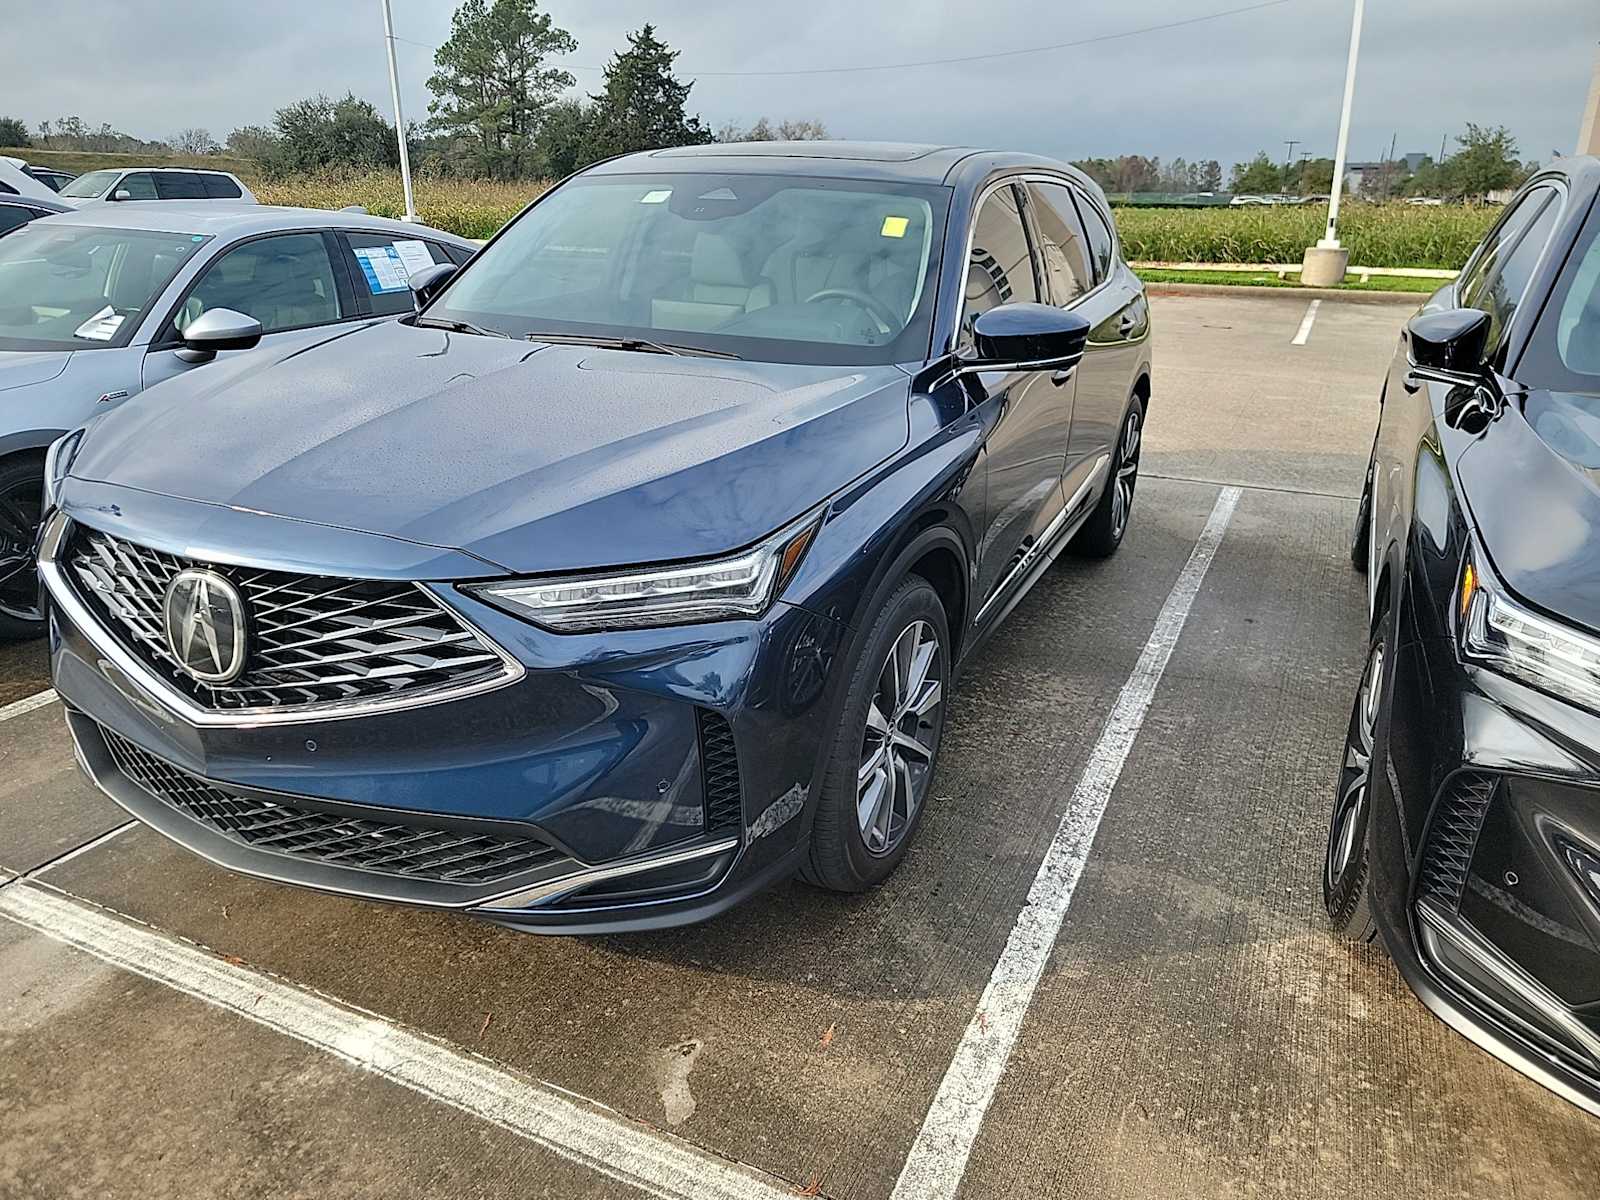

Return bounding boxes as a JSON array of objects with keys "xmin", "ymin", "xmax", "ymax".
[
  {"xmin": 429, "ymin": 172, "xmax": 947, "ymax": 365},
  {"xmin": 58, "ymin": 170, "xmax": 119, "ymax": 199},
  {"xmin": 0, "ymin": 224, "xmax": 209, "ymax": 351}
]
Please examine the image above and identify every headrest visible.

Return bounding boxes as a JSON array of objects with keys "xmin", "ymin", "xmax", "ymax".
[{"xmin": 691, "ymin": 234, "xmax": 748, "ymax": 288}]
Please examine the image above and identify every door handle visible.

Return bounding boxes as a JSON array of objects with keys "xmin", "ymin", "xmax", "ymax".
[{"xmin": 1051, "ymin": 368, "xmax": 1075, "ymax": 387}]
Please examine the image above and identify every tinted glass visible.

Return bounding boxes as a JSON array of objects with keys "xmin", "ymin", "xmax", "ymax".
[
  {"xmin": 1522, "ymin": 204, "xmax": 1600, "ymax": 398},
  {"xmin": 117, "ymin": 173, "xmax": 157, "ymax": 200},
  {"xmin": 1026, "ymin": 182, "xmax": 1093, "ymax": 304},
  {"xmin": 343, "ymin": 231, "xmax": 452, "ymax": 316},
  {"xmin": 1481, "ymin": 192, "xmax": 1561, "ymax": 348},
  {"xmin": 155, "ymin": 172, "xmax": 207, "ymax": 200},
  {"xmin": 431, "ymin": 173, "xmax": 945, "ymax": 366},
  {"xmin": 1075, "ymin": 195, "xmax": 1116, "ymax": 282},
  {"xmin": 201, "ymin": 174, "xmax": 243, "ymax": 199},
  {"xmin": 0, "ymin": 224, "xmax": 208, "ymax": 350},
  {"xmin": 58, "ymin": 169, "xmax": 118, "ymax": 199},
  {"xmin": 174, "ymin": 232, "xmax": 340, "ymax": 336},
  {"xmin": 0, "ymin": 206, "xmax": 34, "ymax": 235},
  {"xmin": 961, "ymin": 185, "xmax": 1039, "ymax": 342},
  {"xmin": 1458, "ymin": 189, "xmax": 1551, "ymax": 307}
]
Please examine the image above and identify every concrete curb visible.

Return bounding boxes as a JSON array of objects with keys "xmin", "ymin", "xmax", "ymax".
[{"xmin": 1143, "ymin": 281, "xmax": 1425, "ymax": 304}]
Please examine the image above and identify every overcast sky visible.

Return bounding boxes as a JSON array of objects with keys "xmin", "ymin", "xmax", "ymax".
[{"xmin": 8, "ymin": 0, "xmax": 1598, "ymax": 168}]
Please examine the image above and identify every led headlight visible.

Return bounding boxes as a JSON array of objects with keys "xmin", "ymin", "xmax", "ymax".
[
  {"xmin": 468, "ymin": 510, "xmax": 823, "ymax": 632},
  {"xmin": 1461, "ymin": 551, "xmax": 1600, "ymax": 713},
  {"xmin": 42, "ymin": 429, "xmax": 83, "ymax": 513}
]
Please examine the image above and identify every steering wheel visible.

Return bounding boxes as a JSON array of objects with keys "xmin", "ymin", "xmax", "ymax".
[{"xmin": 802, "ymin": 287, "xmax": 899, "ymax": 335}]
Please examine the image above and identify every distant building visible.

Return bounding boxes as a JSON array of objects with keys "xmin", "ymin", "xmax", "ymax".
[{"xmin": 1344, "ymin": 153, "xmax": 1429, "ymax": 195}]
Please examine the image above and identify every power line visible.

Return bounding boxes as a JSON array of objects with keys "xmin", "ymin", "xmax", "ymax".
[{"xmin": 391, "ymin": 0, "xmax": 1302, "ymax": 79}]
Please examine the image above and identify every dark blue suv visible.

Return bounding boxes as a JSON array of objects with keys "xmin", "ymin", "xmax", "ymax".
[{"xmin": 42, "ymin": 142, "xmax": 1151, "ymax": 931}]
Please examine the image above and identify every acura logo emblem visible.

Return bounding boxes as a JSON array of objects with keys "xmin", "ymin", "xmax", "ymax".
[{"xmin": 162, "ymin": 569, "xmax": 248, "ymax": 684}]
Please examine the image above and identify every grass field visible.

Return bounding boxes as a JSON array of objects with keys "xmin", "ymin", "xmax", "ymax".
[
  {"xmin": 3, "ymin": 145, "xmax": 259, "ymax": 180},
  {"xmin": 1134, "ymin": 267, "xmax": 1440, "ymax": 293},
  {"xmin": 5, "ymin": 151, "xmax": 1498, "ymax": 270}
]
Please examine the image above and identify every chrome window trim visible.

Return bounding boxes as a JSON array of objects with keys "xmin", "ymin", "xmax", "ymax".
[
  {"xmin": 38, "ymin": 511, "xmax": 526, "ymax": 727},
  {"xmin": 973, "ymin": 452, "xmax": 1109, "ymax": 625}
]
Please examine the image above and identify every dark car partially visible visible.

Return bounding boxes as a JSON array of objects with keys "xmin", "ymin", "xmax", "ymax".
[{"xmin": 1332, "ymin": 155, "xmax": 1600, "ymax": 1116}]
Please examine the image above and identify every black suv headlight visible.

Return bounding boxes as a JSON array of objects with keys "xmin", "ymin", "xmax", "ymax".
[{"xmin": 1460, "ymin": 551, "xmax": 1600, "ymax": 713}]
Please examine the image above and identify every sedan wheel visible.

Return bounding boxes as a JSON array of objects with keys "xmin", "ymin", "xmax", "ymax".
[
  {"xmin": 857, "ymin": 619, "xmax": 943, "ymax": 856},
  {"xmin": 0, "ymin": 461, "xmax": 45, "ymax": 639},
  {"xmin": 1324, "ymin": 630, "xmax": 1385, "ymax": 940}
]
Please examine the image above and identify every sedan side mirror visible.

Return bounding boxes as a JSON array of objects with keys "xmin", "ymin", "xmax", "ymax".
[
  {"xmin": 112, "ymin": 188, "xmax": 132, "ymax": 201},
  {"xmin": 1407, "ymin": 308, "xmax": 1491, "ymax": 387},
  {"xmin": 959, "ymin": 304, "xmax": 1091, "ymax": 377},
  {"xmin": 409, "ymin": 263, "xmax": 457, "ymax": 313},
  {"xmin": 174, "ymin": 308, "xmax": 263, "ymax": 364}
]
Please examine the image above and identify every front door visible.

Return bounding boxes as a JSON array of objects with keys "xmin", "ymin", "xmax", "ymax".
[{"xmin": 962, "ymin": 182, "xmax": 1072, "ymax": 620}]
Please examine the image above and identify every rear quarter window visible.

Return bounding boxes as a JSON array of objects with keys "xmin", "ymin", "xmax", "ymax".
[{"xmin": 202, "ymin": 174, "xmax": 243, "ymax": 199}]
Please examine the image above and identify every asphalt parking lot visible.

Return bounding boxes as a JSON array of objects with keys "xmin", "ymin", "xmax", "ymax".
[{"xmin": 4, "ymin": 290, "xmax": 1599, "ymax": 1199}]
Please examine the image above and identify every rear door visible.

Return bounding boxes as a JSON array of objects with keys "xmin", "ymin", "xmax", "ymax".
[{"xmin": 336, "ymin": 231, "xmax": 460, "ymax": 317}]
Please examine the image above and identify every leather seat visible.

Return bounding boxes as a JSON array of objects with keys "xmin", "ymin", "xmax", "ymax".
[{"xmin": 651, "ymin": 234, "xmax": 771, "ymax": 333}]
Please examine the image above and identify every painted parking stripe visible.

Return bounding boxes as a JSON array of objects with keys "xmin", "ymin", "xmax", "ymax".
[
  {"xmin": 1291, "ymin": 299, "xmax": 1321, "ymax": 346},
  {"xmin": 892, "ymin": 486, "xmax": 1242, "ymax": 1200},
  {"xmin": 0, "ymin": 688, "xmax": 57, "ymax": 724},
  {"xmin": 0, "ymin": 882, "xmax": 800, "ymax": 1200}
]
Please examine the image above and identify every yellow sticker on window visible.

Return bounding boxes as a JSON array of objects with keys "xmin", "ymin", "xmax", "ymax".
[{"xmin": 880, "ymin": 215, "xmax": 910, "ymax": 238}]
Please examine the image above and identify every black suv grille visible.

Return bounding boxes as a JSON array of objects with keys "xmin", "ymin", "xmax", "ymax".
[
  {"xmin": 67, "ymin": 526, "xmax": 510, "ymax": 713},
  {"xmin": 100, "ymin": 726, "xmax": 566, "ymax": 885},
  {"xmin": 697, "ymin": 708, "xmax": 744, "ymax": 836},
  {"xmin": 1419, "ymin": 772, "xmax": 1499, "ymax": 910}
]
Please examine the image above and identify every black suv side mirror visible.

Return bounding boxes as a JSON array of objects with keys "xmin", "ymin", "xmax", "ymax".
[
  {"xmin": 409, "ymin": 263, "xmax": 457, "ymax": 313},
  {"xmin": 1407, "ymin": 308, "xmax": 1491, "ymax": 387},
  {"xmin": 958, "ymin": 304, "xmax": 1091, "ymax": 377}
]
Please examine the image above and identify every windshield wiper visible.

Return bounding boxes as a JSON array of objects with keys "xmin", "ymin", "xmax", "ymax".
[
  {"xmin": 414, "ymin": 316, "xmax": 510, "ymax": 339},
  {"xmin": 522, "ymin": 331, "xmax": 739, "ymax": 360}
]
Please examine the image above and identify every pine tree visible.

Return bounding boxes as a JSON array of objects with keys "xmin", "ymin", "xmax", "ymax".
[{"xmin": 583, "ymin": 25, "xmax": 713, "ymax": 162}]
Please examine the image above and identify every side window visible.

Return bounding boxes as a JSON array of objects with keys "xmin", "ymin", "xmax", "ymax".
[
  {"xmin": 1026, "ymin": 182, "xmax": 1094, "ymax": 305},
  {"xmin": 117, "ymin": 173, "xmax": 157, "ymax": 200},
  {"xmin": 443, "ymin": 242, "xmax": 475, "ymax": 267},
  {"xmin": 961, "ymin": 184, "xmax": 1039, "ymax": 342},
  {"xmin": 155, "ymin": 172, "xmax": 207, "ymax": 200},
  {"xmin": 341, "ymin": 232, "xmax": 456, "ymax": 316},
  {"xmin": 0, "ymin": 206, "xmax": 34, "ymax": 236},
  {"xmin": 202, "ymin": 174, "xmax": 243, "ymax": 199},
  {"xmin": 1074, "ymin": 195, "xmax": 1116, "ymax": 283},
  {"xmin": 173, "ymin": 233, "xmax": 342, "ymax": 336},
  {"xmin": 1458, "ymin": 189, "xmax": 1551, "ymax": 306}
]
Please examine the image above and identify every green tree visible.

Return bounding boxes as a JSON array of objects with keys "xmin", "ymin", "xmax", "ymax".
[
  {"xmin": 226, "ymin": 125, "xmax": 281, "ymax": 163},
  {"xmin": 1297, "ymin": 157, "xmax": 1336, "ymax": 196},
  {"xmin": 1229, "ymin": 151, "xmax": 1283, "ymax": 194},
  {"xmin": 584, "ymin": 25, "xmax": 713, "ymax": 162},
  {"xmin": 1442, "ymin": 124, "xmax": 1520, "ymax": 200},
  {"xmin": 427, "ymin": 0, "xmax": 576, "ymax": 179},
  {"xmin": 1197, "ymin": 160, "xmax": 1223, "ymax": 192},
  {"xmin": 0, "ymin": 116, "xmax": 30, "ymax": 147},
  {"xmin": 270, "ymin": 93, "xmax": 399, "ymax": 175},
  {"xmin": 537, "ymin": 98, "xmax": 593, "ymax": 178}
]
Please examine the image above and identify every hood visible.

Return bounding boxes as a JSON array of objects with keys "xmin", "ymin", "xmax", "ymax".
[
  {"xmin": 1459, "ymin": 391, "xmax": 1600, "ymax": 633},
  {"xmin": 0, "ymin": 350, "xmax": 72, "ymax": 393},
  {"xmin": 69, "ymin": 319, "xmax": 913, "ymax": 575}
]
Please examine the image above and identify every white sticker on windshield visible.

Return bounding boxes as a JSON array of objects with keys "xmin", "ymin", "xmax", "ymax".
[
  {"xmin": 640, "ymin": 189, "xmax": 672, "ymax": 204},
  {"xmin": 353, "ymin": 245, "xmax": 411, "ymax": 294},
  {"xmin": 392, "ymin": 239, "xmax": 435, "ymax": 277},
  {"xmin": 74, "ymin": 306, "xmax": 124, "ymax": 341}
]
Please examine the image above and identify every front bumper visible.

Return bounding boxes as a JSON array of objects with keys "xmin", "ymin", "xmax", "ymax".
[
  {"xmin": 45, "ymin": 497, "xmax": 847, "ymax": 932},
  {"xmin": 1376, "ymin": 634, "xmax": 1600, "ymax": 1114}
]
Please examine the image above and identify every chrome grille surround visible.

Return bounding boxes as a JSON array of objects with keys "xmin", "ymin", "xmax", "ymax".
[{"xmin": 40, "ymin": 514, "xmax": 523, "ymax": 725}]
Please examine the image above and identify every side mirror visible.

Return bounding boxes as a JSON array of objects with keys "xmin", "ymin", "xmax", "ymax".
[
  {"xmin": 409, "ymin": 262, "xmax": 457, "ymax": 313},
  {"xmin": 959, "ymin": 303, "xmax": 1091, "ymax": 376},
  {"xmin": 112, "ymin": 188, "xmax": 132, "ymax": 201},
  {"xmin": 174, "ymin": 308, "xmax": 263, "ymax": 363},
  {"xmin": 1407, "ymin": 308, "xmax": 1491, "ymax": 386}
]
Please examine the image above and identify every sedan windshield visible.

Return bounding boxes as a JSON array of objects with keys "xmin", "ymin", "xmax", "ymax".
[
  {"xmin": 57, "ymin": 170, "xmax": 119, "ymax": 199},
  {"xmin": 0, "ymin": 224, "xmax": 209, "ymax": 351},
  {"xmin": 428, "ymin": 172, "xmax": 947, "ymax": 365}
]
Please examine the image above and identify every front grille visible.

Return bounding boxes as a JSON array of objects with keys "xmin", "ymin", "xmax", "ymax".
[
  {"xmin": 1419, "ymin": 772, "xmax": 1499, "ymax": 910},
  {"xmin": 66, "ymin": 525, "xmax": 510, "ymax": 713},
  {"xmin": 697, "ymin": 708, "xmax": 744, "ymax": 836},
  {"xmin": 99, "ymin": 726, "xmax": 566, "ymax": 885}
]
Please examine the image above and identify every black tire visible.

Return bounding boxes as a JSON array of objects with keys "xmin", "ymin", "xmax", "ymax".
[
  {"xmin": 0, "ymin": 455, "xmax": 46, "ymax": 642},
  {"xmin": 1351, "ymin": 462, "xmax": 1372, "ymax": 572},
  {"xmin": 1323, "ymin": 620, "xmax": 1388, "ymax": 942},
  {"xmin": 1070, "ymin": 400, "xmax": 1143, "ymax": 558},
  {"xmin": 802, "ymin": 575, "xmax": 949, "ymax": 893}
]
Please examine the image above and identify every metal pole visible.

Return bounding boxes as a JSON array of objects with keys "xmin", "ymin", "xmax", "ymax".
[
  {"xmin": 1319, "ymin": 0, "xmax": 1364, "ymax": 249},
  {"xmin": 381, "ymin": 0, "xmax": 418, "ymax": 223}
]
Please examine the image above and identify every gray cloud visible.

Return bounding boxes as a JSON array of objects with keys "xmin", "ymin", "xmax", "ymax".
[{"xmin": 8, "ymin": 0, "xmax": 1597, "ymax": 168}]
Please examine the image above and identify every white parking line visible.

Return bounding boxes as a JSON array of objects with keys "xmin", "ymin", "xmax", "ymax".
[
  {"xmin": 892, "ymin": 485, "xmax": 1242, "ymax": 1200},
  {"xmin": 0, "ymin": 881, "xmax": 800, "ymax": 1200},
  {"xmin": 1291, "ymin": 299, "xmax": 1321, "ymax": 346},
  {"xmin": 0, "ymin": 688, "xmax": 57, "ymax": 724}
]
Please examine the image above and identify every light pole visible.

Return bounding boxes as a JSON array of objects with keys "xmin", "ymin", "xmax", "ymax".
[
  {"xmin": 381, "ymin": 0, "xmax": 418, "ymax": 223},
  {"xmin": 1302, "ymin": 0, "xmax": 1364, "ymax": 285}
]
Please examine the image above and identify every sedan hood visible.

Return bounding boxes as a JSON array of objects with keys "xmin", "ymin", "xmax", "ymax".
[
  {"xmin": 1460, "ymin": 392, "xmax": 1600, "ymax": 633},
  {"xmin": 0, "ymin": 350, "xmax": 72, "ymax": 393},
  {"xmin": 70, "ymin": 320, "xmax": 913, "ymax": 575}
]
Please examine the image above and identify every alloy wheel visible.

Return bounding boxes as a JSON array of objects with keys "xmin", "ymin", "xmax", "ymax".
[
  {"xmin": 857, "ymin": 619, "xmax": 943, "ymax": 856},
  {"xmin": 1110, "ymin": 408, "xmax": 1142, "ymax": 541},
  {"xmin": 0, "ymin": 475, "xmax": 43, "ymax": 625},
  {"xmin": 1327, "ymin": 639, "xmax": 1384, "ymax": 892}
]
